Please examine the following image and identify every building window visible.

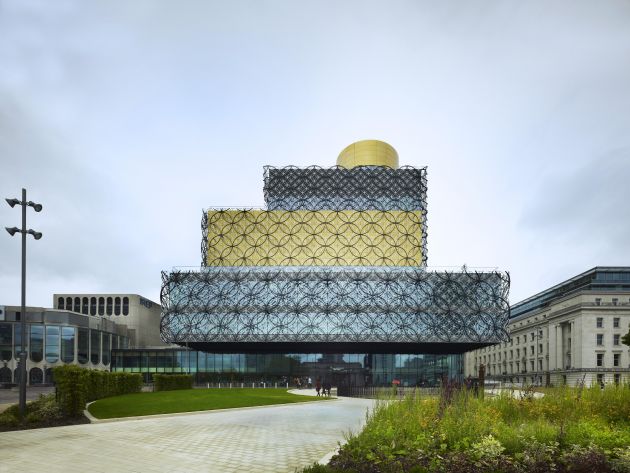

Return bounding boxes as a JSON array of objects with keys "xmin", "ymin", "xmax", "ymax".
[
  {"xmin": 82, "ymin": 297, "xmax": 89, "ymax": 314},
  {"xmin": 530, "ymin": 333, "xmax": 534, "ymax": 341},
  {"xmin": 614, "ymin": 374, "xmax": 621, "ymax": 385},
  {"xmin": 90, "ymin": 330, "xmax": 101, "ymax": 364},
  {"xmin": 595, "ymin": 298, "xmax": 602, "ymax": 306},
  {"xmin": 597, "ymin": 373, "xmax": 604, "ymax": 385},
  {"xmin": 597, "ymin": 334, "xmax": 604, "ymax": 346},
  {"xmin": 614, "ymin": 334, "xmax": 620, "ymax": 345},
  {"xmin": 30, "ymin": 325, "xmax": 44, "ymax": 363},
  {"xmin": 29, "ymin": 367, "xmax": 43, "ymax": 385},
  {"xmin": 538, "ymin": 359, "xmax": 543, "ymax": 371},
  {"xmin": 102, "ymin": 333, "xmax": 111, "ymax": 366},
  {"xmin": 114, "ymin": 297, "xmax": 121, "ymax": 316},
  {"xmin": 14, "ymin": 325, "xmax": 24, "ymax": 359},
  {"xmin": 612, "ymin": 298, "xmax": 618, "ymax": 306},
  {"xmin": 58, "ymin": 297, "xmax": 64, "ymax": 310},
  {"xmin": 73, "ymin": 297, "xmax": 81, "ymax": 313},
  {"xmin": 530, "ymin": 360, "xmax": 534, "ymax": 371},
  {"xmin": 539, "ymin": 344, "xmax": 543, "ymax": 353},
  {"xmin": 61, "ymin": 327, "xmax": 75, "ymax": 363},
  {"xmin": 77, "ymin": 328, "xmax": 89, "ymax": 364},
  {"xmin": 98, "ymin": 297, "xmax": 105, "ymax": 316},
  {"xmin": 90, "ymin": 297, "xmax": 97, "ymax": 316},
  {"xmin": 614, "ymin": 353, "xmax": 620, "ymax": 367},
  {"xmin": 516, "ymin": 336, "xmax": 520, "ymax": 345},
  {"xmin": 0, "ymin": 366, "xmax": 11, "ymax": 383},
  {"xmin": 122, "ymin": 297, "xmax": 129, "ymax": 316},
  {"xmin": 65, "ymin": 297, "xmax": 72, "ymax": 310},
  {"xmin": 0, "ymin": 323, "xmax": 12, "ymax": 361},
  {"xmin": 530, "ymin": 346, "xmax": 534, "ymax": 355},
  {"xmin": 516, "ymin": 348, "xmax": 520, "ymax": 357},
  {"xmin": 45, "ymin": 326, "xmax": 60, "ymax": 363},
  {"xmin": 597, "ymin": 353, "xmax": 604, "ymax": 367},
  {"xmin": 106, "ymin": 297, "xmax": 113, "ymax": 316},
  {"xmin": 596, "ymin": 317, "xmax": 603, "ymax": 328},
  {"xmin": 613, "ymin": 317, "xmax": 620, "ymax": 328}
]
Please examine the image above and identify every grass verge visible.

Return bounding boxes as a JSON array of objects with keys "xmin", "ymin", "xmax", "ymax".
[{"xmin": 88, "ymin": 388, "xmax": 328, "ymax": 419}]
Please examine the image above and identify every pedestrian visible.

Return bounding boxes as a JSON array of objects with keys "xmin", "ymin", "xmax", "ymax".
[
  {"xmin": 315, "ymin": 378, "xmax": 321, "ymax": 396},
  {"xmin": 308, "ymin": 377, "xmax": 312, "ymax": 389}
]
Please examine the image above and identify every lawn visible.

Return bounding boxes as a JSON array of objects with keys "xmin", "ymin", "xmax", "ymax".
[{"xmin": 88, "ymin": 388, "xmax": 327, "ymax": 419}]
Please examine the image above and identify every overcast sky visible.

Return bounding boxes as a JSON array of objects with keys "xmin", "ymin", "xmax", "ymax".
[{"xmin": 1, "ymin": 0, "xmax": 629, "ymax": 308}]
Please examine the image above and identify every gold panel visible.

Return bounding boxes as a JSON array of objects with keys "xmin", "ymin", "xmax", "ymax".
[
  {"xmin": 206, "ymin": 210, "xmax": 423, "ymax": 266},
  {"xmin": 337, "ymin": 140, "xmax": 399, "ymax": 169}
]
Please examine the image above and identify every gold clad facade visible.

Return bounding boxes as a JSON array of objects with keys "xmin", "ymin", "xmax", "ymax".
[
  {"xmin": 337, "ymin": 139, "xmax": 399, "ymax": 169},
  {"xmin": 205, "ymin": 209, "xmax": 423, "ymax": 266}
]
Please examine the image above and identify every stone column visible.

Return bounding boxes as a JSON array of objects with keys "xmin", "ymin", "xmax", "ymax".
[
  {"xmin": 569, "ymin": 320, "xmax": 575, "ymax": 369},
  {"xmin": 555, "ymin": 324, "xmax": 563, "ymax": 370},
  {"xmin": 573, "ymin": 318, "xmax": 582, "ymax": 369}
]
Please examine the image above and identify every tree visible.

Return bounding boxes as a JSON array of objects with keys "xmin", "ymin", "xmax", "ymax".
[{"xmin": 622, "ymin": 324, "xmax": 630, "ymax": 348}]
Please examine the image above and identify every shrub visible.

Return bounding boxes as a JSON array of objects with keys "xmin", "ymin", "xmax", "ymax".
[
  {"xmin": 0, "ymin": 394, "xmax": 63, "ymax": 430},
  {"xmin": 54, "ymin": 366, "xmax": 142, "ymax": 416},
  {"xmin": 154, "ymin": 374, "xmax": 194, "ymax": 391},
  {"xmin": 54, "ymin": 365, "xmax": 88, "ymax": 417}
]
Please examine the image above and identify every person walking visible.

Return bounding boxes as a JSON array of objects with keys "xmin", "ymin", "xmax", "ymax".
[{"xmin": 315, "ymin": 378, "xmax": 322, "ymax": 396}]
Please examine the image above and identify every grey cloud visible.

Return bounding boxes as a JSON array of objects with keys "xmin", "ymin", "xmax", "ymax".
[{"xmin": 519, "ymin": 149, "xmax": 630, "ymax": 257}]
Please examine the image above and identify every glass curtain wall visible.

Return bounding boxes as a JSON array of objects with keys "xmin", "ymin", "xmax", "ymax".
[
  {"xmin": 45, "ymin": 326, "xmax": 60, "ymax": 363},
  {"xmin": 78, "ymin": 328, "xmax": 89, "ymax": 364},
  {"xmin": 30, "ymin": 325, "xmax": 44, "ymax": 362},
  {"xmin": 61, "ymin": 327, "xmax": 75, "ymax": 363},
  {"xmin": 0, "ymin": 323, "xmax": 12, "ymax": 361},
  {"xmin": 90, "ymin": 330, "xmax": 101, "ymax": 364},
  {"xmin": 102, "ymin": 333, "xmax": 111, "ymax": 365},
  {"xmin": 112, "ymin": 350, "xmax": 463, "ymax": 386}
]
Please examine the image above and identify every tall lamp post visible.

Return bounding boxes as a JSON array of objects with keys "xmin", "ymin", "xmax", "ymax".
[{"xmin": 5, "ymin": 189, "xmax": 43, "ymax": 417}]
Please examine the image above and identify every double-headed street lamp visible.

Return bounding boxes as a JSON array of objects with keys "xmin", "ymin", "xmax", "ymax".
[{"xmin": 5, "ymin": 189, "xmax": 43, "ymax": 417}]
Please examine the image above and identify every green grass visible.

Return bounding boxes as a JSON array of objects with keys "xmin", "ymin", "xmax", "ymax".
[
  {"xmin": 303, "ymin": 385, "xmax": 630, "ymax": 473},
  {"xmin": 88, "ymin": 388, "xmax": 327, "ymax": 419}
]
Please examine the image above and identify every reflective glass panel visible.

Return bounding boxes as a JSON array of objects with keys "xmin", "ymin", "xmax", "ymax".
[
  {"xmin": 61, "ymin": 327, "xmax": 75, "ymax": 363},
  {"xmin": 30, "ymin": 325, "xmax": 44, "ymax": 363},
  {"xmin": 45, "ymin": 325, "xmax": 60, "ymax": 363}
]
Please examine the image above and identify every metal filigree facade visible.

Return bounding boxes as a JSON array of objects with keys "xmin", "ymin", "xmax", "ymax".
[
  {"xmin": 160, "ymin": 267, "xmax": 510, "ymax": 345},
  {"xmin": 204, "ymin": 209, "xmax": 423, "ymax": 267},
  {"xmin": 263, "ymin": 166, "xmax": 427, "ymax": 211},
  {"xmin": 167, "ymin": 158, "xmax": 509, "ymax": 355}
]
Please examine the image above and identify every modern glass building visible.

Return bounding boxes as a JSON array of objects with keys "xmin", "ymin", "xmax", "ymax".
[
  {"xmin": 113, "ymin": 140, "xmax": 510, "ymax": 386},
  {"xmin": 0, "ymin": 305, "xmax": 130, "ymax": 385}
]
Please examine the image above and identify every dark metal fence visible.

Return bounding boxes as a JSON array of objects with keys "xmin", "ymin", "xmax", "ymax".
[{"xmin": 337, "ymin": 385, "xmax": 440, "ymax": 399}]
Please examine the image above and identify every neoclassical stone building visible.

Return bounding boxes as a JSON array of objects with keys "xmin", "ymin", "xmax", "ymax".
[{"xmin": 464, "ymin": 267, "xmax": 630, "ymax": 386}]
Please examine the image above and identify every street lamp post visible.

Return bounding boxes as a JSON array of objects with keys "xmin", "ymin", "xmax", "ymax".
[{"xmin": 5, "ymin": 188, "xmax": 43, "ymax": 417}]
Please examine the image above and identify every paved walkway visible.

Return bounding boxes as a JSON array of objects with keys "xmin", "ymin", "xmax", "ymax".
[{"xmin": 0, "ymin": 394, "xmax": 374, "ymax": 473}]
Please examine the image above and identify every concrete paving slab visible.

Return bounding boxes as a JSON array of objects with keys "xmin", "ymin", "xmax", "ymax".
[{"xmin": 0, "ymin": 394, "xmax": 374, "ymax": 473}]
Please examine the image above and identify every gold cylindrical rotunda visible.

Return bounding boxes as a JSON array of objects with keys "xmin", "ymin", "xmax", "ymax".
[{"xmin": 336, "ymin": 140, "xmax": 399, "ymax": 169}]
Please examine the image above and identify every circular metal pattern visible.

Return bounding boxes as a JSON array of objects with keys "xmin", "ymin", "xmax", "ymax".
[
  {"xmin": 160, "ymin": 267, "xmax": 510, "ymax": 345},
  {"xmin": 203, "ymin": 209, "xmax": 423, "ymax": 267}
]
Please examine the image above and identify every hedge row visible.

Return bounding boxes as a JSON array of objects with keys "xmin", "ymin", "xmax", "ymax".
[
  {"xmin": 54, "ymin": 366, "xmax": 142, "ymax": 417},
  {"xmin": 154, "ymin": 374, "xmax": 193, "ymax": 391}
]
